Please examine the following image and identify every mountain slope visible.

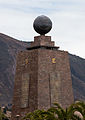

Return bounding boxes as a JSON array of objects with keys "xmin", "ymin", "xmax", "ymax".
[
  {"xmin": 0, "ymin": 33, "xmax": 29, "ymax": 105},
  {"xmin": 0, "ymin": 33, "xmax": 85, "ymax": 105},
  {"xmin": 69, "ymin": 54, "xmax": 85, "ymax": 101}
]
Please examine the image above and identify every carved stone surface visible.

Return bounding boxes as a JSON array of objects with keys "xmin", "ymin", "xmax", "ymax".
[
  {"xmin": 21, "ymin": 73, "xmax": 29, "ymax": 108},
  {"xmin": 33, "ymin": 15, "xmax": 52, "ymax": 35},
  {"xmin": 31, "ymin": 36, "xmax": 55, "ymax": 47},
  {"xmin": 50, "ymin": 72, "xmax": 62, "ymax": 105},
  {"xmin": 11, "ymin": 35, "xmax": 74, "ymax": 120}
]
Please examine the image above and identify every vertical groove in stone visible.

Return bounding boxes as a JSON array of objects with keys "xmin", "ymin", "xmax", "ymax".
[
  {"xmin": 49, "ymin": 73, "xmax": 52, "ymax": 107},
  {"xmin": 21, "ymin": 73, "xmax": 29, "ymax": 108},
  {"xmin": 50, "ymin": 72, "xmax": 61, "ymax": 105}
]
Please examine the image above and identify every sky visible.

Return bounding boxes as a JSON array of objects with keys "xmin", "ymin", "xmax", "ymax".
[{"xmin": 0, "ymin": 0, "xmax": 85, "ymax": 58}]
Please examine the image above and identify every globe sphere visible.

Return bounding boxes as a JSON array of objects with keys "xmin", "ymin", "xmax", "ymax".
[{"xmin": 33, "ymin": 15, "xmax": 52, "ymax": 35}]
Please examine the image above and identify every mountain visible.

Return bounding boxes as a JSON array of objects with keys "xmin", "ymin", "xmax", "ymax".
[
  {"xmin": 0, "ymin": 33, "xmax": 85, "ymax": 106},
  {"xmin": 69, "ymin": 54, "xmax": 85, "ymax": 101},
  {"xmin": 0, "ymin": 33, "xmax": 29, "ymax": 105}
]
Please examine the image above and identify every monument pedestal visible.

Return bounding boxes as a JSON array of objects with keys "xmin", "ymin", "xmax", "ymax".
[
  {"xmin": 31, "ymin": 35, "xmax": 54, "ymax": 47},
  {"xmin": 11, "ymin": 36, "xmax": 74, "ymax": 120}
]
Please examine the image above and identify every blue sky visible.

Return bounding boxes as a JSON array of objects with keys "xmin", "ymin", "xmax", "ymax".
[{"xmin": 0, "ymin": 0, "xmax": 85, "ymax": 58}]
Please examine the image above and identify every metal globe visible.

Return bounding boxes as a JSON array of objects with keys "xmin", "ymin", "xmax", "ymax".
[{"xmin": 33, "ymin": 15, "xmax": 52, "ymax": 35}]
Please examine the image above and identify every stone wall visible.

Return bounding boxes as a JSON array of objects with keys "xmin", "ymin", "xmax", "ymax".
[{"xmin": 11, "ymin": 48, "xmax": 74, "ymax": 120}]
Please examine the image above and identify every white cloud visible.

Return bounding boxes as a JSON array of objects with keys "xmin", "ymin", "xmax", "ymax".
[
  {"xmin": 0, "ymin": 0, "xmax": 85, "ymax": 58},
  {"xmin": 50, "ymin": 11, "xmax": 85, "ymax": 57}
]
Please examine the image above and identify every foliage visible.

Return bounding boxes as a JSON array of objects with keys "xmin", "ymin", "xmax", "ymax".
[
  {"xmin": 74, "ymin": 101, "xmax": 85, "ymax": 119},
  {"xmin": 0, "ymin": 107, "xmax": 8, "ymax": 120},
  {"xmin": 23, "ymin": 109, "xmax": 56, "ymax": 120},
  {"xmin": 23, "ymin": 101, "xmax": 85, "ymax": 120},
  {"xmin": 47, "ymin": 103, "xmax": 82, "ymax": 120}
]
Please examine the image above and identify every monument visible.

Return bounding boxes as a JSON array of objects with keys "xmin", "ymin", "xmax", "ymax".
[{"xmin": 11, "ymin": 15, "xmax": 74, "ymax": 120}]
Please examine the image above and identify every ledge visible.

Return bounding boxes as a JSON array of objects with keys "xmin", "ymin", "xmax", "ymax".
[{"xmin": 26, "ymin": 46, "xmax": 59, "ymax": 51}]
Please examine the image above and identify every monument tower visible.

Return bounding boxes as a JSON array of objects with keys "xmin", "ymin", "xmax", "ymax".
[{"xmin": 11, "ymin": 15, "xmax": 74, "ymax": 120}]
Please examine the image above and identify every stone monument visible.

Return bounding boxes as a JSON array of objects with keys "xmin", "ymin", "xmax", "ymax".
[{"xmin": 11, "ymin": 15, "xmax": 74, "ymax": 120}]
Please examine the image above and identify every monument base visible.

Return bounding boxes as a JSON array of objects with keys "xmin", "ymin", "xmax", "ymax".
[{"xmin": 11, "ymin": 36, "xmax": 74, "ymax": 120}]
